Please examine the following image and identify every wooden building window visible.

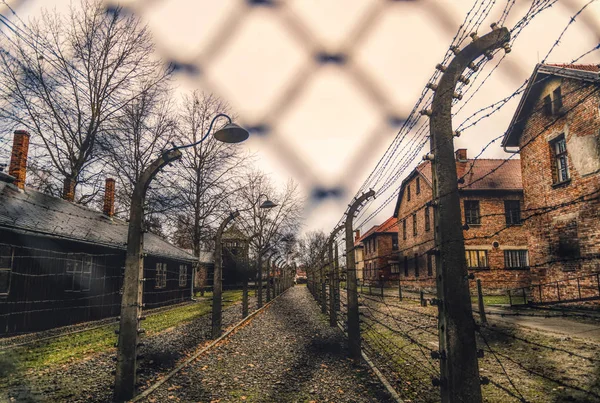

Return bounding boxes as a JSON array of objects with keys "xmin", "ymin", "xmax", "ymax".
[
  {"xmin": 0, "ymin": 245, "xmax": 13, "ymax": 295},
  {"xmin": 407, "ymin": 184, "xmax": 411, "ymax": 201},
  {"xmin": 416, "ymin": 177, "xmax": 421, "ymax": 194},
  {"xmin": 465, "ymin": 250, "xmax": 488, "ymax": 269},
  {"xmin": 179, "ymin": 265, "xmax": 188, "ymax": 287},
  {"xmin": 551, "ymin": 135, "xmax": 570, "ymax": 184},
  {"xmin": 65, "ymin": 253, "xmax": 92, "ymax": 292},
  {"xmin": 391, "ymin": 263, "xmax": 400, "ymax": 274},
  {"xmin": 155, "ymin": 263, "xmax": 167, "ymax": 288},
  {"xmin": 504, "ymin": 250, "xmax": 528, "ymax": 269},
  {"xmin": 464, "ymin": 200, "xmax": 480, "ymax": 225},
  {"xmin": 402, "ymin": 220, "xmax": 407, "ymax": 240},
  {"xmin": 392, "ymin": 233, "xmax": 398, "ymax": 251},
  {"xmin": 425, "ymin": 206, "xmax": 431, "ymax": 232},
  {"xmin": 412, "ymin": 213, "xmax": 417, "ymax": 236},
  {"xmin": 504, "ymin": 200, "xmax": 522, "ymax": 225}
]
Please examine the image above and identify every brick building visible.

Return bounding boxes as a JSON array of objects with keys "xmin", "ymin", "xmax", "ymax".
[
  {"xmin": 502, "ymin": 64, "xmax": 600, "ymax": 299},
  {"xmin": 357, "ymin": 217, "xmax": 399, "ymax": 284},
  {"xmin": 393, "ymin": 150, "xmax": 530, "ymax": 293}
]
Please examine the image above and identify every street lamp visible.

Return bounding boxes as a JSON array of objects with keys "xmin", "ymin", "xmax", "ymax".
[{"xmin": 114, "ymin": 113, "xmax": 249, "ymax": 402}]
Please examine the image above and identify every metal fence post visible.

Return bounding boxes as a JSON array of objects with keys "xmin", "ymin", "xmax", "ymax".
[
  {"xmin": 345, "ymin": 190, "xmax": 375, "ymax": 359},
  {"xmin": 428, "ymin": 27, "xmax": 509, "ymax": 403},
  {"xmin": 399, "ymin": 278, "xmax": 403, "ymax": 301},
  {"xmin": 114, "ymin": 149, "xmax": 182, "ymax": 402},
  {"xmin": 476, "ymin": 279, "xmax": 487, "ymax": 325},
  {"xmin": 328, "ymin": 226, "xmax": 343, "ymax": 327},
  {"xmin": 334, "ymin": 242, "xmax": 341, "ymax": 312}
]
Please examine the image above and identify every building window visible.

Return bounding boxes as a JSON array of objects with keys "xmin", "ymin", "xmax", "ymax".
[
  {"xmin": 553, "ymin": 87, "xmax": 563, "ymax": 112},
  {"xmin": 179, "ymin": 265, "xmax": 188, "ymax": 287},
  {"xmin": 551, "ymin": 136, "xmax": 570, "ymax": 184},
  {"xmin": 66, "ymin": 253, "xmax": 92, "ymax": 292},
  {"xmin": 156, "ymin": 262, "xmax": 167, "ymax": 288},
  {"xmin": 425, "ymin": 207, "xmax": 431, "ymax": 232},
  {"xmin": 391, "ymin": 233, "xmax": 398, "ymax": 251},
  {"xmin": 404, "ymin": 256, "xmax": 408, "ymax": 276},
  {"xmin": 416, "ymin": 177, "xmax": 421, "ymax": 194},
  {"xmin": 504, "ymin": 200, "xmax": 521, "ymax": 226},
  {"xmin": 504, "ymin": 250, "xmax": 528, "ymax": 269},
  {"xmin": 464, "ymin": 200, "xmax": 480, "ymax": 225},
  {"xmin": 427, "ymin": 254, "xmax": 433, "ymax": 276},
  {"xmin": 465, "ymin": 250, "xmax": 488, "ymax": 269},
  {"xmin": 391, "ymin": 263, "xmax": 400, "ymax": 274},
  {"xmin": 412, "ymin": 213, "xmax": 417, "ymax": 236},
  {"xmin": 407, "ymin": 184, "xmax": 411, "ymax": 201},
  {"xmin": 0, "ymin": 245, "xmax": 13, "ymax": 295},
  {"xmin": 414, "ymin": 254, "xmax": 419, "ymax": 277},
  {"xmin": 402, "ymin": 220, "xmax": 407, "ymax": 240}
]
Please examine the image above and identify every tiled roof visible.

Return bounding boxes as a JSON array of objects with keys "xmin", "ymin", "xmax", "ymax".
[
  {"xmin": 0, "ymin": 183, "xmax": 195, "ymax": 262},
  {"xmin": 358, "ymin": 217, "xmax": 398, "ymax": 242},
  {"xmin": 547, "ymin": 63, "xmax": 600, "ymax": 72},
  {"xmin": 418, "ymin": 159, "xmax": 522, "ymax": 191}
]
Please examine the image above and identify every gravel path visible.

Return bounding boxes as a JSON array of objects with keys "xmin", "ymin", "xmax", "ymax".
[
  {"xmin": 2, "ymin": 297, "xmax": 257, "ymax": 403},
  {"xmin": 144, "ymin": 286, "xmax": 394, "ymax": 403}
]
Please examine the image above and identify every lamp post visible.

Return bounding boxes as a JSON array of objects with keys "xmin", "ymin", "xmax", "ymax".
[{"xmin": 114, "ymin": 114, "xmax": 249, "ymax": 402}]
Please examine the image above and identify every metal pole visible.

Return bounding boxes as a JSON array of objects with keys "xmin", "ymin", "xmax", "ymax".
[
  {"xmin": 321, "ymin": 257, "xmax": 327, "ymax": 314},
  {"xmin": 345, "ymin": 190, "xmax": 375, "ymax": 359},
  {"xmin": 114, "ymin": 149, "xmax": 182, "ymax": 402},
  {"xmin": 242, "ymin": 276, "xmax": 249, "ymax": 318},
  {"xmin": 334, "ymin": 242, "xmax": 340, "ymax": 312},
  {"xmin": 476, "ymin": 279, "xmax": 487, "ymax": 325},
  {"xmin": 328, "ymin": 226, "xmax": 343, "ymax": 327},
  {"xmin": 399, "ymin": 278, "xmax": 403, "ymax": 301},
  {"xmin": 266, "ymin": 256, "xmax": 272, "ymax": 303},
  {"xmin": 212, "ymin": 212, "xmax": 239, "ymax": 339},
  {"xmin": 257, "ymin": 253, "xmax": 263, "ymax": 308},
  {"xmin": 428, "ymin": 27, "xmax": 509, "ymax": 403}
]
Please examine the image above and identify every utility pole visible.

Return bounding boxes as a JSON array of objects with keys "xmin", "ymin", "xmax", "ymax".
[
  {"xmin": 334, "ymin": 241, "xmax": 340, "ymax": 312},
  {"xmin": 212, "ymin": 212, "xmax": 240, "ymax": 339},
  {"xmin": 266, "ymin": 255, "xmax": 272, "ymax": 302},
  {"xmin": 427, "ymin": 26, "xmax": 510, "ymax": 403},
  {"xmin": 114, "ymin": 149, "xmax": 182, "ymax": 402},
  {"xmin": 321, "ymin": 251, "xmax": 327, "ymax": 314},
  {"xmin": 328, "ymin": 225, "xmax": 344, "ymax": 327},
  {"xmin": 345, "ymin": 190, "xmax": 375, "ymax": 359}
]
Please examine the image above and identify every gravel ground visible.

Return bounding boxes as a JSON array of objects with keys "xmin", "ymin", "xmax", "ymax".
[
  {"xmin": 143, "ymin": 286, "xmax": 394, "ymax": 403},
  {"xmin": 2, "ymin": 297, "xmax": 257, "ymax": 403}
]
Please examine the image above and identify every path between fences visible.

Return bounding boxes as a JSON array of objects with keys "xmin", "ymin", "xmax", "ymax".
[{"xmin": 140, "ymin": 286, "xmax": 394, "ymax": 403}]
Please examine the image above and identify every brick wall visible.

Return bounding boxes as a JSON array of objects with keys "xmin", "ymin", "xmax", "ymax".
[
  {"xmin": 518, "ymin": 77, "xmax": 600, "ymax": 299},
  {"xmin": 395, "ymin": 167, "xmax": 531, "ymax": 294},
  {"xmin": 362, "ymin": 232, "xmax": 397, "ymax": 283}
]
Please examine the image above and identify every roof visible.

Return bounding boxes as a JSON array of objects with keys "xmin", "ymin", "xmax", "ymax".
[
  {"xmin": 0, "ymin": 182, "xmax": 195, "ymax": 262},
  {"xmin": 358, "ymin": 217, "xmax": 398, "ymax": 242},
  {"xmin": 393, "ymin": 158, "xmax": 522, "ymax": 217},
  {"xmin": 502, "ymin": 63, "xmax": 600, "ymax": 148}
]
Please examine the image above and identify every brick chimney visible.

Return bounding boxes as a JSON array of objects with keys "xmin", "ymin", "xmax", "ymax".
[
  {"xmin": 455, "ymin": 148, "xmax": 468, "ymax": 162},
  {"xmin": 8, "ymin": 130, "xmax": 30, "ymax": 189},
  {"xmin": 63, "ymin": 177, "xmax": 75, "ymax": 201},
  {"xmin": 103, "ymin": 178, "xmax": 115, "ymax": 217},
  {"xmin": 354, "ymin": 229, "xmax": 361, "ymax": 243}
]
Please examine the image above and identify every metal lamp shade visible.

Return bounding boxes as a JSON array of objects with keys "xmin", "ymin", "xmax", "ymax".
[
  {"xmin": 259, "ymin": 200, "xmax": 277, "ymax": 209},
  {"xmin": 213, "ymin": 123, "xmax": 249, "ymax": 144}
]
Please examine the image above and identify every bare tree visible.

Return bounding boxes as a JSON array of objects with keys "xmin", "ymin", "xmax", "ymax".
[
  {"xmin": 99, "ymin": 81, "xmax": 178, "ymax": 224},
  {"xmin": 170, "ymin": 91, "xmax": 250, "ymax": 256},
  {"xmin": 0, "ymin": 0, "xmax": 168, "ymax": 202},
  {"xmin": 296, "ymin": 230, "xmax": 328, "ymax": 272}
]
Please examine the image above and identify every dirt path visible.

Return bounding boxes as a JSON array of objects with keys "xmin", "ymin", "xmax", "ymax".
[{"xmin": 143, "ymin": 286, "xmax": 394, "ymax": 403}]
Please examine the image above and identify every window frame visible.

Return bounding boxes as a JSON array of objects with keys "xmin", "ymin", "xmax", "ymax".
[
  {"xmin": 407, "ymin": 184, "xmax": 411, "ymax": 201},
  {"xmin": 504, "ymin": 200, "xmax": 522, "ymax": 226},
  {"xmin": 416, "ymin": 177, "xmax": 421, "ymax": 194},
  {"xmin": 155, "ymin": 262, "xmax": 167, "ymax": 289},
  {"xmin": 179, "ymin": 264, "xmax": 188, "ymax": 287},
  {"xmin": 412, "ymin": 213, "xmax": 417, "ymax": 237},
  {"xmin": 0, "ymin": 245, "xmax": 14, "ymax": 296},
  {"xmin": 504, "ymin": 250, "xmax": 529, "ymax": 270},
  {"xmin": 414, "ymin": 253, "xmax": 419, "ymax": 278},
  {"xmin": 402, "ymin": 219, "xmax": 407, "ymax": 240},
  {"xmin": 464, "ymin": 200, "xmax": 481, "ymax": 226},
  {"xmin": 465, "ymin": 250, "xmax": 488, "ymax": 269},
  {"xmin": 551, "ymin": 135, "xmax": 570, "ymax": 184},
  {"xmin": 391, "ymin": 233, "xmax": 399, "ymax": 251},
  {"xmin": 425, "ymin": 206, "xmax": 431, "ymax": 232},
  {"xmin": 65, "ymin": 253, "xmax": 92, "ymax": 292}
]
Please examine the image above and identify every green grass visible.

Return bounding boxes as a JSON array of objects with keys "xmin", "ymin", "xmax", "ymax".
[
  {"xmin": 471, "ymin": 294, "xmax": 526, "ymax": 305},
  {"xmin": 0, "ymin": 290, "xmax": 245, "ymax": 381}
]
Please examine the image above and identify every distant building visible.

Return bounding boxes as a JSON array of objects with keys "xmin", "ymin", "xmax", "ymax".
[
  {"xmin": 502, "ymin": 63, "xmax": 600, "ymax": 297},
  {"xmin": 0, "ymin": 130, "xmax": 195, "ymax": 334},
  {"xmin": 393, "ymin": 149, "xmax": 530, "ymax": 292},
  {"xmin": 354, "ymin": 230, "xmax": 364, "ymax": 281},
  {"xmin": 358, "ymin": 217, "xmax": 399, "ymax": 284},
  {"xmin": 221, "ymin": 225, "xmax": 250, "ymax": 285}
]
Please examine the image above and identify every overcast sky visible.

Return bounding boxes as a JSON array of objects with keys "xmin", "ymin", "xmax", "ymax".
[{"xmin": 3, "ymin": 0, "xmax": 600, "ymax": 235}]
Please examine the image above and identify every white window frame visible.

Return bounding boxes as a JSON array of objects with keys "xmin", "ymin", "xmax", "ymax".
[
  {"xmin": 465, "ymin": 250, "xmax": 488, "ymax": 269},
  {"xmin": 504, "ymin": 250, "xmax": 529, "ymax": 269},
  {"xmin": 0, "ymin": 245, "xmax": 13, "ymax": 296},
  {"xmin": 155, "ymin": 262, "xmax": 167, "ymax": 289},
  {"xmin": 66, "ymin": 253, "xmax": 92, "ymax": 292},
  {"xmin": 179, "ymin": 264, "xmax": 187, "ymax": 287}
]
